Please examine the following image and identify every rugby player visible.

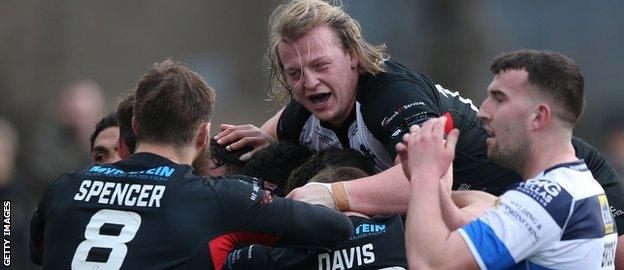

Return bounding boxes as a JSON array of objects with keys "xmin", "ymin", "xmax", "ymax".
[
  {"xmin": 89, "ymin": 112, "xmax": 121, "ymax": 165},
  {"xmin": 401, "ymin": 50, "xmax": 617, "ymax": 269}
]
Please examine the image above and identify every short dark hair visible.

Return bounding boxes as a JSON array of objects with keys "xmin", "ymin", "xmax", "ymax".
[
  {"xmin": 116, "ymin": 92, "xmax": 137, "ymax": 154},
  {"xmin": 490, "ymin": 50, "xmax": 584, "ymax": 126},
  {"xmin": 240, "ymin": 141, "xmax": 313, "ymax": 189},
  {"xmin": 209, "ymin": 138, "xmax": 253, "ymax": 175},
  {"xmin": 133, "ymin": 60, "xmax": 216, "ymax": 146},
  {"xmin": 90, "ymin": 113, "xmax": 118, "ymax": 150},
  {"xmin": 308, "ymin": 166, "xmax": 369, "ymax": 184},
  {"xmin": 286, "ymin": 148, "xmax": 375, "ymax": 194}
]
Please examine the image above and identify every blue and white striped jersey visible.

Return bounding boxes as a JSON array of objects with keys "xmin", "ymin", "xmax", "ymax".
[{"xmin": 458, "ymin": 160, "xmax": 617, "ymax": 269}]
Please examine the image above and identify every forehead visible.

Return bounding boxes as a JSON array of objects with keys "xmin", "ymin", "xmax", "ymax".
[
  {"xmin": 277, "ymin": 25, "xmax": 342, "ymax": 68},
  {"xmin": 488, "ymin": 69, "xmax": 530, "ymax": 96},
  {"xmin": 94, "ymin": 127, "xmax": 119, "ymax": 147}
]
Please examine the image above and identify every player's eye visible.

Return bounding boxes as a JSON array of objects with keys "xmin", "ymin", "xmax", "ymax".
[
  {"xmin": 287, "ymin": 70, "xmax": 301, "ymax": 79},
  {"xmin": 492, "ymin": 93, "xmax": 505, "ymax": 102},
  {"xmin": 314, "ymin": 62, "xmax": 329, "ymax": 71},
  {"xmin": 94, "ymin": 153, "xmax": 109, "ymax": 163}
]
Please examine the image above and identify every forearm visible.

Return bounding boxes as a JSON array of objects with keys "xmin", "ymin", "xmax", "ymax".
[
  {"xmin": 406, "ymin": 172, "xmax": 451, "ymax": 268},
  {"xmin": 345, "ymin": 164, "xmax": 410, "ymax": 215},
  {"xmin": 452, "ymin": 190, "xmax": 496, "ymax": 219},
  {"xmin": 273, "ymin": 199, "xmax": 353, "ymax": 248}
]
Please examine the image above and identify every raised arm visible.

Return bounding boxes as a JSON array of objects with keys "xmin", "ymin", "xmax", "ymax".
[{"xmin": 400, "ymin": 117, "xmax": 478, "ymax": 269}]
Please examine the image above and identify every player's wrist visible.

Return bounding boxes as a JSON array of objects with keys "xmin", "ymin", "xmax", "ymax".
[
  {"xmin": 410, "ymin": 171, "xmax": 441, "ymax": 186},
  {"xmin": 331, "ymin": 181, "xmax": 350, "ymax": 212}
]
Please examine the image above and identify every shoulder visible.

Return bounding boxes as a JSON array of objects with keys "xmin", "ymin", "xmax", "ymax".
[
  {"xmin": 357, "ymin": 60, "xmax": 438, "ymax": 104},
  {"xmin": 572, "ymin": 136, "xmax": 623, "ymax": 184},
  {"xmin": 504, "ymin": 162, "xmax": 604, "ymax": 227}
]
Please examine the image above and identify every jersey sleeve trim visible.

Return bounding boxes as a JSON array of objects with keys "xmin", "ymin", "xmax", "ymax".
[{"xmin": 458, "ymin": 219, "xmax": 515, "ymax": 270}]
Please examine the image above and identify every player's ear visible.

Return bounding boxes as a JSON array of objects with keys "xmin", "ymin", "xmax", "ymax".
[
  {"xmin": 131, "ymin": 116, "xmax": 139, "ymax": 135},
  {"xmin": 349, "ymin": 52, "xmax": 358, "ymax": 70},
  {"xmin": 117, "ymin": 137, "xmax": 130, "ymax": 160},
  {"xmin": 196, "ymin": 122, "xmax": 210, "ymax": 149},
  {"xmin": 531, "ymin": 103, "xmax": 551, "ymax": 130}
]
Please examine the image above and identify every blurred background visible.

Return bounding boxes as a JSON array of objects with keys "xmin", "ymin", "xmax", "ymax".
[{"xmin": 1, "ymin": 0, "xmax": 623, "ymax": 269}]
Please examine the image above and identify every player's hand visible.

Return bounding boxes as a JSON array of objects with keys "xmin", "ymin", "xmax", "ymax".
[
  {"xmin": 401, "ymin": 117, "xmax": 459, "ymax": 181},
  {"xmin": 286, "ymin": 184, "xmax": 336, "ymax": 209},
  {"xmin": 440, "ymin": 163, "xmax": 454, "ymax": 196},
  {"xmin": 213, "ymin": 123, "xmax": 277, "ymax": 161}
]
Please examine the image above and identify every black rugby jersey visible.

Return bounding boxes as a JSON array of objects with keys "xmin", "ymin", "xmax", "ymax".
[
  {"xmin": 225, "ymin": 214, "xmax": 406, "ymax": 270},
  {"xmin": 276, "ymin": 60, "xmax": 624, "ymax": 234},
  {"xmin": 29, "ymin": 153, "xmax": 353, "ymax": 269}
]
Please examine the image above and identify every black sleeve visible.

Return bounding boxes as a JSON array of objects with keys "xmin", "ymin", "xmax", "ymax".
[
  {"xmin": 360, "ymin": 76, "xmax": 442, "ymax": 158},
  {"xmin": 29, "ymin": 199, "xmax": 45, "ymax": 265},
  {"xmin": 225, "ymin": 245, "xmax": 273, "ymax": 270},
  {"xmin": 226, "ymin": 245, "xmax": 319, "ymax": 270},
  {"xmin": 572, "ymin": 136, "xmax": 624, "ymax": 235},
  {"xmin": 215, "ymin": 178, "xmax": 353, "ymax": 248},
  {"xmin": 276, "ymin": 100, "xmax": 311, "ymax": 143}
]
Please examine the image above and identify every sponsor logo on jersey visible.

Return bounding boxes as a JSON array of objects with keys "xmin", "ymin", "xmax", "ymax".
[
  {"xmin": 351, "ymin": 223, "xmax": 387, "ymax": 240},
  {"xmin": 355, "ymin": 223, "xmax": 386, "ymax": 235},
  {"xmin": 402, "ymin": 112, "xmax": 429, "ymax": 128},
  {"xmin": 610, "ymin": 205, "xmax": 624, "ymax": 218},
  {"xmin": 602, "ymin": 240, "xmax": 616, "ymax": 268},
  {"xmin": 317, "ymin": 133, "xmax": 335, "ymax": 146},
  {"xmin": 390, "ymin": 128, "xmax": 402, "ymax": 138},
  {"xmin": 599, "ymin": 194, "xmax": 615, "ymax": 234},
  {"xmin": 87, "ymin": 165, "xmax": 175, "ymax": 180},
  {"xmin": 381, "ymin": 101, "xmax": 425, "ymax": 128},
  {"xmin": 317, "ymin": 243, "xmax": 375, "ymax": 270},
  {"xmin": 516, "ymin": 179, "xmax": 562, "ymax": 207},
  {"xmin": 250, "ymin": 180, "xmax": 261, "ymax": 201}
]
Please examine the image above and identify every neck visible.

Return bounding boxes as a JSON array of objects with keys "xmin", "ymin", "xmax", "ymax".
[
  {"xmin": 134, "ymin": 142, "xmax": 195, "ymax": 165},
  {"xmin": 327, "ymin": 99, "xmax": 356, "ymax": 129},
  {"xmin": 520, "ymin": 132, "xmax": 577, "ymax": 179}
]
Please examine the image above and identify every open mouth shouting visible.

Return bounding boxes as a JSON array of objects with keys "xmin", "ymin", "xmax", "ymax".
[
  {"xmin": 484, "ymin": 128, "xmax": 495, "ymax": 144},
  {"xmin": 308, "ymin": 92, "xmax": 332, "ymax": 108}
]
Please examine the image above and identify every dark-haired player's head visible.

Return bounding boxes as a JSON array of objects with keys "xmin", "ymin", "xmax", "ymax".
[
  {"xmin": 132, "ymin": 60, "xmax": 216, "ymax": 164},
  {"xmin": 201, "ymin": 137, "xmax": 254, "ymax": 176},
  {"xmin": 479, "ymin": 50, "xmax": 584, "ymax": 174},
  {"xmin": 116, "ymin": 92, "xmax": 136, "ymax": 159},
  {"xmin": 489, "ymin": 50, "xmax": 584, "ymax": 128},
  {"xmin": 89, "ymin": 113, "xmax": 121, "ymax": 165},
  {"xmin": 240, "ymin": 141, "xmax": 313, "ymax": 196},
  {"xmin": 286, "ymin": 148, "xmax": 374, "ymax": 194}
]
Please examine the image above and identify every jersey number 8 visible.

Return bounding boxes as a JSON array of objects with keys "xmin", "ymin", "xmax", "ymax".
[{"xmin": 71, "ymin": 209, "xmax": 142, "ymax": 270}]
